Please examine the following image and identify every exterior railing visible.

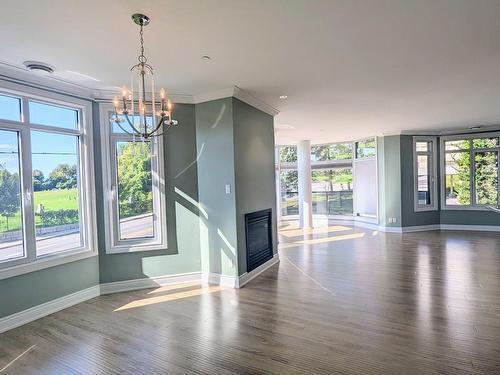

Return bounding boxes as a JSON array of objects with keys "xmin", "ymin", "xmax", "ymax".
[{"xmin": 280, "ymin": 190, "xmax": 353, "ymax": 216}]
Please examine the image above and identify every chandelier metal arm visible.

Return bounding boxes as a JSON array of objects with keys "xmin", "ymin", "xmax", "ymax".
[{"xmin": 122, "ymin": 112, "xmax": 147, "ymax": 135}]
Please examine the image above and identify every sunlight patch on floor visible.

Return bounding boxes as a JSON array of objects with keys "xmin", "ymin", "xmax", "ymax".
[
  {"xmin": 294, "ymin": 232, "xmax": 365, "ymax": 245},
  {"xmin": 279, "ymin": 225, "xmax": 352, "ymax": 238},
  {"xmin": 114, "ymin": 285, "xmax": 226, "ymax": 311},
  {"xmin": 147, "ymin": 281, "xmax": 202, "ymax": 295}
]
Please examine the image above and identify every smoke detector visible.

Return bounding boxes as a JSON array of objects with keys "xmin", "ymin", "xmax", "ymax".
[{"xmin": 23, "ymin": 61, "xmax": 54, "ymax": 75}]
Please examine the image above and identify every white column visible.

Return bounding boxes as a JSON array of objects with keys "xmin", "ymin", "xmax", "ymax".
[{"xmin": 297, "ymin": 140, "xmax": 313, "ymax": 229}]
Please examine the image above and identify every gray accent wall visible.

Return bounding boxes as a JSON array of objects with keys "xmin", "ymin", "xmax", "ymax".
[
  {"xmin": 97, "ymin": 103, "xmax": 202, "ymax": 283},
  {"xmin": 400, "ymin": 135, "xmax": 440, "ymax": 227},
  {"xmin": 233, "ymin": 98, "xmax": 277, "ymax": 275}
]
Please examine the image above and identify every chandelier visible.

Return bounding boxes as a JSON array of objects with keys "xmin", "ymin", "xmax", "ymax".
[{"xmin": 113, "ymin": 14, "xmax": 178, "ymax": 140}]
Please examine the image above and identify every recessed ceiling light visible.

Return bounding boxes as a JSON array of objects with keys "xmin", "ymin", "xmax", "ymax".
[
  {"xmin": 23, "ymin": 61, "xmax": 54, "ymax": 75},
  {"xmin": 469, "ymin": 125, "xmax": 482, "ymax": 130},
  {"xmin": 201, "ymin": 55, "xmax": 211, "ymax": 61},
  {"xmin": 279, "ymin": 95, "xmax": 288, "ymax": 99}
]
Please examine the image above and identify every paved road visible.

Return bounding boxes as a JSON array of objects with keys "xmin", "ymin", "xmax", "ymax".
[{"xmin": 0, "ymin": 214, "xmax": 153, "ymax": 262}]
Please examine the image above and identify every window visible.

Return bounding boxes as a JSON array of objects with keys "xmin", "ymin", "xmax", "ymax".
[
  {"xmin": 311, "ymin": 143, "xmax": 353, "ymax": 162},
  {"xmin": 101, "ymin": 108, "xmax": 166, "ymax": 253},
  {"xmin": 312, "ymin": 168, "xmax": 353, "ymax": 215},
  {"xmin": 441, "ymin": 134, "xmax": 500, "ymax": 209},
  {"xmin": 279, "ymin": 145, "xmax": 297, "ymax": 163},
  {"xmin": 355, "ymin": 138, "xmax": 376, "ymax": 158},
  {"xmin": 413, "ymin": 137, "xmax": 438, "ymax": 211},
  {"xmin": 0, "ymin": 86, "xmax": 96, "ymax": 274}
]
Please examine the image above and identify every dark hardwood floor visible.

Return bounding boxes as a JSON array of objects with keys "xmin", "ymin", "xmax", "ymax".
[{"xmin": 1, "ymin": 223, "xmax": 500, "ymax": 374}]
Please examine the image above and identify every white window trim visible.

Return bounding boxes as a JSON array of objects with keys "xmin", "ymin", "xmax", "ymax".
[
  {"xmin": 99, "ymin": 103, "xmax": 167, "ymax": 254},
  {"xmin": 413, "ymin": 136, "xmax": 438, "ymax": 212},
  {"xmin": 0, "ymin": 80, "xmax": 98, "ymax": 279},
  {"xmin": 440, "ymin": 131, "xmax": 500, "ymax": 211}
]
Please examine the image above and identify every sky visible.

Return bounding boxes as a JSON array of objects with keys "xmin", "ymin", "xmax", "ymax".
[{"xmin": 0, "ymin": 96, "xmax": 78, "ymax": 176}]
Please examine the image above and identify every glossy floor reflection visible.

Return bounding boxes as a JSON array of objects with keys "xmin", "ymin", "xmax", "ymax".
[{"xmin": 1, "ymin": 223, "xmax": 499, "ymax": 374}]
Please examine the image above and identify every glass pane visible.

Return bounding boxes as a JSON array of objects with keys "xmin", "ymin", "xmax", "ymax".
[
  {"xmin": 0, "ymin": 94, "xmax": 22, "ymax": 122},
  {"xmin": 416, "ymin": 141, "xmax": 430, "ymax": 152},
  {"xmin": 279, "ymin": 146, "xmax": 297, "ymax": 163},
  {"xmin": 445, "ymin": 152, "xmax": 471, "ymax": 205},
  {"xmin": 31, "ymin": 131, "xmax": 82, "ymax": 256},
  {"xmin": 279, "ymin": 170, "xmax": 298, "ymax": 216},
  {"xmin": 417, "ymin": 155, "xmax": 431, "ymax": 205},
  {"xmin": 0, "ymin": 130, "xmax": 24, "ymax": 262},
  {"xmin": 311, "ymin": 168, "xmax": 353, "ymax": 215},
  {"xmin": 445, "ymin": 139, "xmax": 470, "ymax": 151},
  {"xmin": 311, "ymin": 143, "xmax": 353, "ymax": 161},
  {"xmin": 475, "ymin": 151, "xmax": 498, "ymax": 205},
  {"xmin": 112, "ymin": 114, "xmax": 153, "ymax": 134},
  {"xmin": 29, "ymin": 101, "xmax": 78, "ymax": 130},
  {"xmin": 356, "ymin": 138, "xmax": 376, "ymax": 158},
  {"xmin": 311, "ymin": 145, "xmax": 329, "ymax": 162},
  {"xmin": 472, "ymin": 137, "xmax": 499, "ymax": 149},
  {"xmin": 116, "ymin": 141, "xmax": 154, "ymax": 239}
]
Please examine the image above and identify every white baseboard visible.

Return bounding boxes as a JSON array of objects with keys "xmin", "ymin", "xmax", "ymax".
[
  {"xmin": 100, "ymin": 271, "xmax": 202, "ymax": 295},
  {"xmin": 238, "ymin": 253, "xmax": 280, "ymax": 288},
  {"xmin": 440, "ymin": 224, "xmax": 500, "ymax": 232},
  {"xmin": 0, "ymin": 285, "xmax": 100, "ymax": 334},
  {"xmin": 377, "ymin": 224, "xmax": 500, "ymax": 233},
  {"xmin": 202, "ymin": 272, "xmax": 239, "ymax": 288}
]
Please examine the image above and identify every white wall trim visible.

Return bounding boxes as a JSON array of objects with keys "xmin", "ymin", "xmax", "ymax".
[
  {"xmin": 0, "ymin": 285, "xmax": 100, "ymax": 334},
  {"xmin": 100, "ymin": 272, "xmax": 202, "ymax": 295},
  {"xmin": 238, "ymin": 253, "xmax": 280, "ymax": 288}
]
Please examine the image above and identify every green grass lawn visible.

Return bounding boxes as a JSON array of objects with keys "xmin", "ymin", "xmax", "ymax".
[{"xmin": 0, "ymin": 189, "xmax": 78, "ymax": 233}]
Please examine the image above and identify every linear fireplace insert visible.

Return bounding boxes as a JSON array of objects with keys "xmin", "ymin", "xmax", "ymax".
[{"xmin": 245, "ymin": 208, "xmax": 273, "ymax": 272}]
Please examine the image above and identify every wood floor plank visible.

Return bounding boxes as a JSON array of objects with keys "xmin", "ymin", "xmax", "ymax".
[{"xmin": 1, "ymin": 224, "xmax": 499, "ymax": 374}]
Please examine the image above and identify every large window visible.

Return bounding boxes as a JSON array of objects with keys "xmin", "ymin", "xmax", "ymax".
[
  {"xmin": 355, "ymin": 138, "xmax": 376, "ymax": 159},
  {"xmin": 413, "ymin": 137, "xmax": 438, "ymax": 211},
  {"xmin": 312, "ymin": 168, "xmax": 353, "ymax": 215},
  {"xmin": 0, "ymin": 87, "xmax": 95, "ymax": 274},
  {"xmin": 442, "ymin": 134, "xmax": 500, "ymax": 209},
  {"xmin": 101, "ymin": 108, "xmax": 166, "ymax": 253},
  {"xmin": 277, "ymin": 146, "xmax": 298, "ymax": 216}
]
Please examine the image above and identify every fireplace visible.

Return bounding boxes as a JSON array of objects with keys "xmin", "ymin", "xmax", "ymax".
[{"xmin": 245, "ymin": 209, "xmax": 273, "ymax": 272}]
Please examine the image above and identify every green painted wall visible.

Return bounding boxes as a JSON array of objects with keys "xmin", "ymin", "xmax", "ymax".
[
  {"xmin": 377, "ymin": 135, "xmax": 402, "ymax": 227},
  {"xmin": 97, "ymin": 103, "xmax": 201, "ymax": 283},
  {"xmin": 233, "ymin": 99, "xmax": 277, "ymax": 275},
  {"xmin": 195, "ymin": 98, "xmax": 239, "ymax": 277},
  {"xmin": 0, "ymin": 254, "xmax": 99, "ymax": 319}
]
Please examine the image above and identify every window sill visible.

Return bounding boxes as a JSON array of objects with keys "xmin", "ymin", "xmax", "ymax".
[
  {"xmin": 0, "ymin": 250, "xmax": 97, "ymax": 281},
  {"xmin": 441, "ymin": 205, "xmax": 495, "ymax": 212},
  {"xmin": 106, "ymin": 243, "xmax": 167, "ymax": 254}
]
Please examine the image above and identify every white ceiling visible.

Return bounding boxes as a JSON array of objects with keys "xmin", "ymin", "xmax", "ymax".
[{"xmin": 2, "ymin": 0, "xmax": 500, "ymax": 144}]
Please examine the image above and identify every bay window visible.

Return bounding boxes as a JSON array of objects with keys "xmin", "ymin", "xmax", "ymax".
[
  {"xmin": 0, "ymin": 85, "xmax": 96, "ymax": 275},
  {"xmin": 441, "ymin": 133, "xmax": 500, "ymax": 209}
]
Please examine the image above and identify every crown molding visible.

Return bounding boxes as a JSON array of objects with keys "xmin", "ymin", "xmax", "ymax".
[
  {"xmin": 0, "ymin": 63, "xmax": 279, "ymax": 115},
  {"xmin": 193, "ymin": 86, "xmax": 279, "ymax": 116}
]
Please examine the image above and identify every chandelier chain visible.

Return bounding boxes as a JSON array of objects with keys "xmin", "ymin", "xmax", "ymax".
[{"xmin": 138, "ymin": 25, "xmax": 147, "ymax": 64}]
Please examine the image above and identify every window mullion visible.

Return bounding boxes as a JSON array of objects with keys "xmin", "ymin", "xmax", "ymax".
[{"xmin": 19, "ymin": 126, "xmax": 36, "ymax": 261}]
